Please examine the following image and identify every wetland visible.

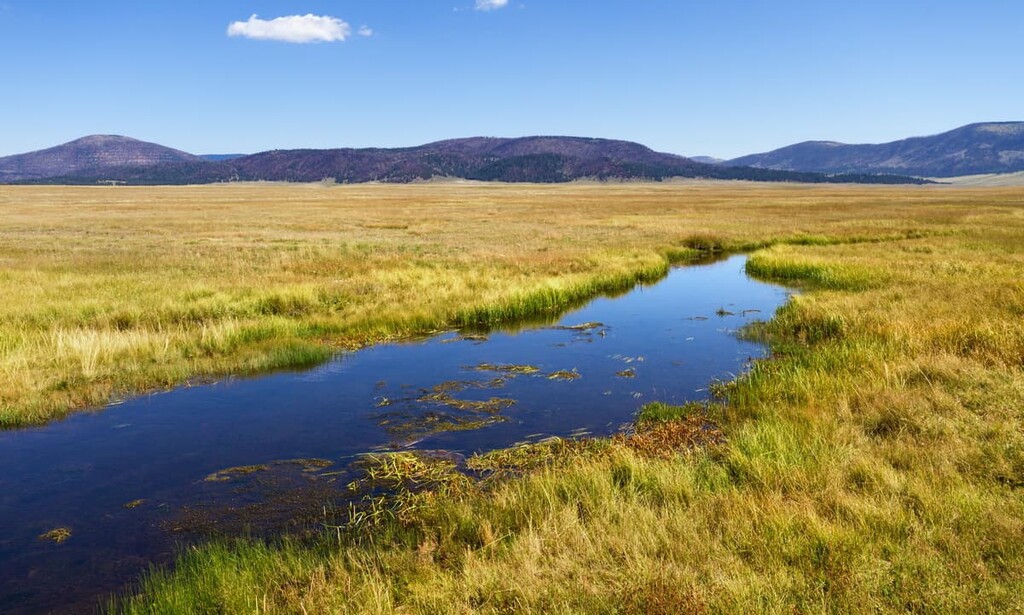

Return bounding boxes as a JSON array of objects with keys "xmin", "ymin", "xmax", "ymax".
[
  {"xmin": 0, "ymin": 255, "xmax": 787, "ymax": 614},
  {"xmin": 2, "ymin": 183, "xmax": 1022, "ymax": 613}
]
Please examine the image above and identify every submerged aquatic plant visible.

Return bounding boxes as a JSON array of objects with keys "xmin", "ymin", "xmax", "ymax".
[
  {"xmin": 551, "ymin": 321, "xmax": 606, "ymax": 332},
  {"xmin": 203, "ymin": 465, "xmax": 270, "ymax": 482},
  {"xmin": 204, "ymin": 459, "xmax": 333, "ymax": 482}
]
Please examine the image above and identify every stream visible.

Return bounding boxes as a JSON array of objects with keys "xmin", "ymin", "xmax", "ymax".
[{"xmin": 0, "ymin": 254, "xmax": 790, "ymax": 614}]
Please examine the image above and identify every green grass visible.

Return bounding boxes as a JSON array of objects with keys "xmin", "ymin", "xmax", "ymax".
[{"xmin": 635, "ymin": 400, "xmax": 707, "ymax": 425}]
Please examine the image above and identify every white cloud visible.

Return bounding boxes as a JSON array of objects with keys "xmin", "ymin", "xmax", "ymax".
[
  {"xmin": 475, "ymin": 0, "xmax": 508, "ymax": 11},
  {"xmin": 358, "ymin": 25, "xmax": 374, "ymax": 37},
  {"xmin": 227, "ymin": 14, "xmax": 352, "ymax": 44}
]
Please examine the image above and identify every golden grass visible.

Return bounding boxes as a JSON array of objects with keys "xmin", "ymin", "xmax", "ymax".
[
  {"xmin": 77, "ymin": 181, "xmax": 1024, "ymax": 614},
  {"xmin": 4, "ymin": 181, "xmax": 1020, "ymax": 428},
  {"xmin": 3, "ymin": 181, "xmax": 1024, "ymax": 609}
]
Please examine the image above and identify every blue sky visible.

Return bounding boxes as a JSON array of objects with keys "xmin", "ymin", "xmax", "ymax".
[{"xmin": 2, "ymin": 1, "xmax": 1022, "ymax": 158}]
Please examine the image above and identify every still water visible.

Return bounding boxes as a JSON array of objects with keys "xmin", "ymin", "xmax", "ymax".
[{"xmin": 0, "ymin": 255, "xmax": 789, "ymax": 613}]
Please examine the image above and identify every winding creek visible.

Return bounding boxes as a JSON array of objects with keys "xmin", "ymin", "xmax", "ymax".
[{"xmin": 0, "ymin": 255, "xmax": 790, "ymax": 614}]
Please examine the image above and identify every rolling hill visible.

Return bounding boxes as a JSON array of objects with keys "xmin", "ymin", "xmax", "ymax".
[
  {"xmin": 0, "ymin": 135, "xmax": 201, "ymax": 183},
  {"xmin": 728, "ymin": 122, "xmax": 1024, "ymax": 177}
]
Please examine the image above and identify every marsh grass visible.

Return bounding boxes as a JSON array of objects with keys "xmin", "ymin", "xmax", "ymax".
[
  {"xmin": 4, "ymin": 183, "xmax": 1024, "ymax": 612},
  {"xmin": 2, "ymin": 182, "xmax": 1001, "ymax": 427},
  {"xmin": 635, "ymin": 400, "xmax": 709, "ymax": 425}
]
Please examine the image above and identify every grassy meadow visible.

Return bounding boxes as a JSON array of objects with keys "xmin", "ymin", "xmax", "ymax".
[
  {"xmin": 2, "ymin": 182, "xmax": 1023, "ymax": 612},
  {"xmin": 0, "ymin": 181, "xmax": 1009, "ymax": 427}
]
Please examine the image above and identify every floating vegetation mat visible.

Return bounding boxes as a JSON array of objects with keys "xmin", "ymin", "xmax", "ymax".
[
  {"xmin": 375, "ymin": 365, "xmax": 584, "ymax": 443},
  {"xmin": 377, "ymin": 411, "xmax": 508, "ymax": 441},
  {"xmin": 418, "ymin": 393, "xmax": 516, "ymax": 412},
  {"xmin": 38, "ymin": 527, "xmax": 72, "ymax": 544},
  {"xmin": 374, "ymin": 377, "xmax": 517, "ymax": 442},
  {"xmin": 472, "ymin": 363, "xmax": 541, "ymax": 375},
  {"xmin": 547, "ymin": 369, "xmax": 581, "ymax": 381}
]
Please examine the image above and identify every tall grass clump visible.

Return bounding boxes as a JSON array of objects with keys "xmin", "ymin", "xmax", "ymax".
[{"xmin": 746, "ymin": 246, "xmax": 881, "ymax": 291}]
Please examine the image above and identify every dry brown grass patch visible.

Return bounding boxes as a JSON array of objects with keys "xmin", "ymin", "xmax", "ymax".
[{"xmin": 614, "ymin": 416, "xmax": 726, "ymax": 458}]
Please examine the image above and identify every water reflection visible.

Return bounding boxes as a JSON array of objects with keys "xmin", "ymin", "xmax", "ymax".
[{"xmin": 0, "ymin": 255, "xmax": 789, "ymax": 614}]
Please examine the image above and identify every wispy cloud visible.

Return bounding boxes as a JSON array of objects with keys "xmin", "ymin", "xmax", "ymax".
[
  {"xmin": 227, "ymin": 14, "xmax": 353, "ymax": 44},
  {"xmin": 475, "ymin": 0, "xmax": 509, "ymax": 11},
  {"xmin": 358, "ymin": 25, "xmax": 374, "ymax": 37}
]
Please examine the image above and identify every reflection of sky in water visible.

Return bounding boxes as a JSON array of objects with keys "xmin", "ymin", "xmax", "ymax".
[{"xmin": 0, "ymin": 255, "xmax": 789, "ymax": 614}]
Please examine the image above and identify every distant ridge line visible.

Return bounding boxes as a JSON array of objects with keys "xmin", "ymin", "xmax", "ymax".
[
  {"xmin": 1, "ymin": 134, "xmax": 930, "ymax": 185},
  {"xmin": 727, "ymin": 121, "xmax": 1024, "ymax": 177}
]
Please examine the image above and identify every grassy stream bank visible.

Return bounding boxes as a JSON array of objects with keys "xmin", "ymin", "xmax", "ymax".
[{"xmin": 115, "ymin": 224, "xmax": 1024, "ymax": 613}]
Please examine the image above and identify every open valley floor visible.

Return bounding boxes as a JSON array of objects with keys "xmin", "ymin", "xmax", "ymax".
[{"xmin": 1, "ymin": 182, "xmax": 1022, "ymax": 613}]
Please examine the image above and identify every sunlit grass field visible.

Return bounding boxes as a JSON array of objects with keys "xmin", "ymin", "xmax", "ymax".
[
  {"xmin": 3, "ymin": 182, "xmax": 1023, "ymax": 612},
  {"xmin": 1, "ymin": 181, "xmax": 1015, "ymax": 428}
]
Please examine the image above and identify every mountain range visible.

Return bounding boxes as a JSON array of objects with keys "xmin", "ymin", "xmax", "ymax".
[
  {"xmin": 10, "ymin": 122, "xmax": 1022, "ymax": 186},
  {"xmin": 0, "ymin": 135, "xmax": 923, "ymax": 186},
  {"xmin": 6, "ymin": 121, "xmax": 1015, "ymax": 184},
  {"xmin": 728, "ymin": 122, "xmax": 1024, "ymax": 177}
]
